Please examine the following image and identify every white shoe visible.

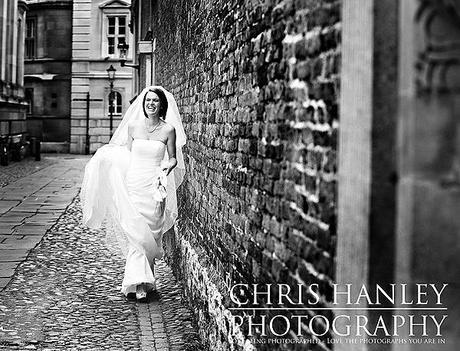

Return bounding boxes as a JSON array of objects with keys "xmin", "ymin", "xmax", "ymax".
[{"xmin": 136, "ymin": 284, "xmax": 147, "ymax": 302}]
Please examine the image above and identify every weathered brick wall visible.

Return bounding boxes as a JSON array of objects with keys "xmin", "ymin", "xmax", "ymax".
[{"xmin": 154, "ymin": 0, "xmax": 341, "ymax": 349}]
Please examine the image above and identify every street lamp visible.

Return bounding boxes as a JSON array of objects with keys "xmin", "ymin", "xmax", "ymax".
[
  {"xmin": 117, "ymin": 41, "xmax": 139, "ymax": 69},
  {"xmin": 106, "ymin": 64, "xmax": 116, "ymax": 138}
]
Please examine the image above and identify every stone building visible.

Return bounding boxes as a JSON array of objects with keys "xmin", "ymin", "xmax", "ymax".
[
  {"xmin": 129, "ymin": 0, "xmax": 156, "ymax": 92},
  {"xmin": 24, "ymin": 0, "xmax": 73, "ymax": 152},
  {"xmin": 70, "ymin": 0, "xmax": 134, "ymax": 154},
  {"xmin": 0, "ymin": 0, "xmax": 28, "ymax": 142},
  {"xmin": 131, "ymin": 1, "xmax": 459, "ymax": 351},
  {"xmin": 338, "ymin": 2, "xmax": 460, "ymax": 350}
]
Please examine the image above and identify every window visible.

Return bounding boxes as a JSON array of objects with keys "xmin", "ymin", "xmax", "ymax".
[
  {"xmin": 25, "ymin": 88, "xmax": 34, "ymax": 114},
  {"xmin": 25, "ymin": 18, "xmax": 36, "ymax": 59},
  {"xmin": 99, "ymin": 0, "xmax": 131, "ymax": 58},
  {"xmin": 51, "ymin": 93, "xmax": 57, "ymax": 109},
  {"xmin": 17, "ymin": 18, "xmax": 23, "ymax": 81},
  {"xmin": 107, "ymin": 16, "xmax": 127, "ymax": 56},
  {"xmin": 109, "ymin": 91, "xmax": 122, "ymax": 114}
]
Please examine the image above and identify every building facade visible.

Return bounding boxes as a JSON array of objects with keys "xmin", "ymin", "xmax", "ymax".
[
  {"xmin": 70, "ymin": 0, "xmax": 134, "ymax": 154},
  {"xmin": 24, "ymin": 0, "xmax": 73, "ymax": 152},
  {"xmin": 0, "ymin": 0, "xmax": 28, "ymax": 147},
  {"xmin": 129, "ymin": 0, "xmax": 155, "ymax": 93}
]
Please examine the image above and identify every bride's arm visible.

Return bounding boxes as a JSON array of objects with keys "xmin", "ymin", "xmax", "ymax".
[{"xmin": 164, "ymin": 126, "xmax": 177, "ymax": 176}]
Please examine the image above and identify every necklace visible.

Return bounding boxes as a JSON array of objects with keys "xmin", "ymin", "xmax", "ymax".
[{"xmin": 145, "ymin": 119, "xmax": 161, "ymax": 133}]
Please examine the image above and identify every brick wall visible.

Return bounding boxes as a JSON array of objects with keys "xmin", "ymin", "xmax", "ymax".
[{"xmin": 154, "ymin": 0, "xmax": 341, "ymax": 349}]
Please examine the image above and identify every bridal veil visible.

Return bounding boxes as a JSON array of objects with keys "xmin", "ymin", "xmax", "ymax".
[{"xmin": 80, "ymin": 86, "xmax": 186, "ymax": 259}]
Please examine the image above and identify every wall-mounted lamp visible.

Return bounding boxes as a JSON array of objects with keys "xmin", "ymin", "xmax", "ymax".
[
  {"xmin": 117, "ymin": 42, "xmax": 139, "ymax": 69},
  {"xmin": 106, "ymin": 64, "xmax": 116, "ymax": 81}
]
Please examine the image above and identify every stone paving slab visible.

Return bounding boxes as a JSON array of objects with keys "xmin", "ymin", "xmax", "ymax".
[
  {"xmin": 0, "ymin": 201, "xmax": 20, "ymax": 215},
  {"xmin": 0, "ymin": 268, "xmax": 15, "ymax": 278},
  {"xmin": 0, "ymin": 155, "xmax": 89, "ymax": 289},
  {"xmin": 13, "ymin": 225, "xmax": 53, "ymax": 235},
  {"xmin": 0, "ymin": 157, "xmax": 57, "ymax": 188},
  {"xmin": 0, "ymin": 278, "xmax": 10, "ymax": 288},
  {"xmin": 1, "ymin": 236, "xmax": 43, "ymax": 250},
  {"xmin": 0, "ymin": 250, "xmax": 29, "ymax": 262}
]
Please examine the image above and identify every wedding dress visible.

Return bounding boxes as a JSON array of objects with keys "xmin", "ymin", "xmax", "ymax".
[
  {"xmin": 121, "ymin": 139, "xmax": 167, "ymax": 294},
  {"xmin": 80, "ymin": 86, "xmax": 186, "ymax": 296}
]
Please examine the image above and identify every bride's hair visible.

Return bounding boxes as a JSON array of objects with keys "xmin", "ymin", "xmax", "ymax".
[{"xmin": 143, "ymin": 88, "xmax": 168, "ymax": 119}]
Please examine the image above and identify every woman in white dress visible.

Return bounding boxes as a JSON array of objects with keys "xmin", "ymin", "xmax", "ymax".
[{"xmin": 80, "ymin": 86, "xmax": 186, "ymax": 302}]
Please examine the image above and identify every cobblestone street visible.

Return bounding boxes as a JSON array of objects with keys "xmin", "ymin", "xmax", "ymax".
[{"xmin": 0, "ymin": 155, "xmax": 204, "ymax": 351}]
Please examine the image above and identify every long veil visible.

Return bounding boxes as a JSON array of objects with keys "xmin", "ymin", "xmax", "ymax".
[{"xmin": 80, "ymin": 86, "xmax": 186, "ymax": 258}]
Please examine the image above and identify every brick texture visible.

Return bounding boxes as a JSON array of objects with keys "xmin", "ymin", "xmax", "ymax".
[{"xmin": 154, "ymin": 0, "xmax": 340, "ymax": 349}]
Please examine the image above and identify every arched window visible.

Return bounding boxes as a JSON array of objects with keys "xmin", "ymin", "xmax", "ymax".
[{"xmin": 109, "ymin": 91, "xmax": 122, "ymax": 114}]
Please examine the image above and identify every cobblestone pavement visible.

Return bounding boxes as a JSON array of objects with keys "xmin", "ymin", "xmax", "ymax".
[
  {"xmin": 0, "ymin": 156, "xmax": 57, "ymax": 189},
  {"xmin": 0, "ymin": 155, "xmax": 205, "ymax": 351},
  {"xmin": 139, "ymin": 259, "xmax": 204, "ymax": 351}
]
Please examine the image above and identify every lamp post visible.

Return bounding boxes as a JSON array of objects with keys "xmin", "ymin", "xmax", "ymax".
[
  {"xmin": 117, "ymin": 42, "xmax": 139, "ymax": 69},
  {"xmin": 106, "ymin": 64, "xmax": 116, "ymax": 138}
]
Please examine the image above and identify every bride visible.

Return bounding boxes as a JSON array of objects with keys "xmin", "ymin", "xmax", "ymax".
[{"xmin": 80, "ymin": 86, "xmax": 186, "ymax": 301}]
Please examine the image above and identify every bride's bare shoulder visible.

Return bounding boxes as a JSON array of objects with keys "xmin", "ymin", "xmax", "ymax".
[{"xmin": 162, "ymin": 121, "xmax": 175, "ymax": 133}]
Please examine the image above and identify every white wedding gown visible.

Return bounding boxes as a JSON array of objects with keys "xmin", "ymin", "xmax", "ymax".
[
  {"xmin": 121, "ymin": 139, "xmax": 167, "ymax": 294},
  {"xmin": 81, "ymin": 86, "xmax": 186, "ymax": 298},
  {"xmin": 80, "ymin": 138, "xmax": 169, "ymax": 295}
]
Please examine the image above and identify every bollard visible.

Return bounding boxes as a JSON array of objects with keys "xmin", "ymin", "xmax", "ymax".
[
  {"xmin": 35, "ymin": 138, "xmax": 41, "ymax": 161},
  {"xmin": 30, "ymin": 137, "xmax": 35, "ymax": 153},
  {"xmin": 0, "ymin": 136, "xmax": 9, "ymax": 166}
]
